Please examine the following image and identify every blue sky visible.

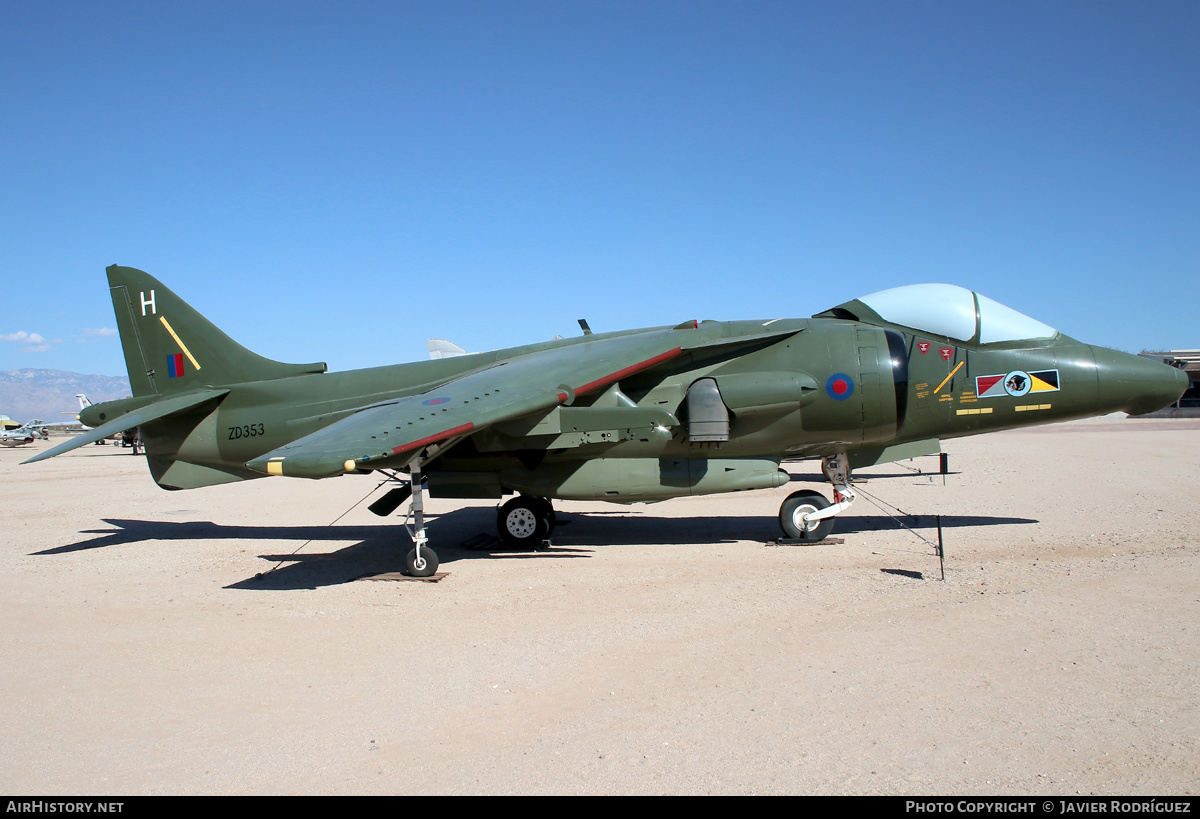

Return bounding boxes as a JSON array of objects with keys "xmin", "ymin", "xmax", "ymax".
[{"xmin": 2, "ymin": 1, "xmax": 1197, "ymax": 377}]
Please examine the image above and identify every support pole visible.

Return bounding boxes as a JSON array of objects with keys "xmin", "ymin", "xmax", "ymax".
[{"xmin": 937, "ymin": 514, "xmax": 945, "ymax": 581}]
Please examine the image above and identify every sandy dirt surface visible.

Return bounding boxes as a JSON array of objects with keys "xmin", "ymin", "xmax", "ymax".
[{"xmin": 2, "ymin": 417, "xmax": 1198, "ymax": 795}]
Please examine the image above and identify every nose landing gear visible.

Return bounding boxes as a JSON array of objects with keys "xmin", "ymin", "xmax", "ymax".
[
  {"xmin": 779, "ymin": 490, "xmax": 835, "ymax": 541},
  {"xmin": 777, "ymin": 452, "xmax": 857, "ymax": 543}
]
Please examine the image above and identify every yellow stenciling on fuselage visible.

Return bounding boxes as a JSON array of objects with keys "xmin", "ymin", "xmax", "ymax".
[
  {"xmin": 159, "ymin": 316, "xmax": 201, "ymax": 371},
  {"xmin": 955, "ymin": 407, "xmax": 993, "ymax": 415},
  {"xmin": 1015, "ymin": 404, "xmax": 1053, "ymax": 412}
]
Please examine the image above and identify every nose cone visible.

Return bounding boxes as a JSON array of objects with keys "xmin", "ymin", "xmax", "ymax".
[
  {"xmin": 1091, "ymin": 347, "xmax": 1190, "ymax": 416},
  {"xmin": 78, "ymin": 404, "xmax": 105, "ymax": 428}
]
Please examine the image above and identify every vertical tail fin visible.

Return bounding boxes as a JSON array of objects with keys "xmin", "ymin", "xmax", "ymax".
[{"xmin": 106, "ymin": 265, "xmax": 326, "ymax": 396}]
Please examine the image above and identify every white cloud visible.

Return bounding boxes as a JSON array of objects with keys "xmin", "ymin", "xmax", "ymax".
[
  {"xmin": 1, "ymin": 331, "xmax": 47, "ymax": 344},
  {"xmin": 82, "ymin": 327, "xmax": 119, "ymax": 338},
  {"xmin": 1, "ymin": 331, "xmax": 61, "ymax": 352}
]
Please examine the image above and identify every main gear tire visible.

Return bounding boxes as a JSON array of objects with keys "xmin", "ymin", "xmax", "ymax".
[
  {"xmin": 497, "ymin": 497, "xmax": 550, "ymax": 548},
  {"xmin": 531, "ymin": 497, "xmax": 557, "ymax": 536},
  {"xmin": 779, "ymin": 490, "xmax": 835, "ymax": 542}
]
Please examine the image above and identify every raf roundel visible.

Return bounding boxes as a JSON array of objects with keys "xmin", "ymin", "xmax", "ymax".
[
  {"xmin": 422, "ymin": 397, "xmax": 451, "ymax": 406},
  {"xmin": 825, "ymin": 373, "xmax": 855, "ymax": 401}
]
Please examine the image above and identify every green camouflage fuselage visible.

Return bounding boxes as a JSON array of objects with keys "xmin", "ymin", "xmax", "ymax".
[{"xmin": 71, "ymin": 268, "xmax": 1186, "ymax": 503}]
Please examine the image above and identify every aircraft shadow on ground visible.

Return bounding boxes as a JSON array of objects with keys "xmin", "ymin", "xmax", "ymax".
[
  {"xmin": 36, "ymin": 506, "xmax": 1038, "ymax": 591},
  {"xmin": 833, "ymin": 513, "xmax": 1038, "ymax": 533}
]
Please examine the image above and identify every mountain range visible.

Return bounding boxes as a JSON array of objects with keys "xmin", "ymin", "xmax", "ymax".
[{"xmin": 0, "ymin": 369, "xmax": 131, "ymax": 423}]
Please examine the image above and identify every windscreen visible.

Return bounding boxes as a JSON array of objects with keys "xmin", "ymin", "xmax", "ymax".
[{"xmin": 853, "ymin": 284, "xmax": 1057, "ymax": 343}]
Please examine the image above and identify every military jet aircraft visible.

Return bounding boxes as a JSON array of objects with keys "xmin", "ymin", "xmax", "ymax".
[
  {"xmin": 0, "ymin": 429, "xmax": 34, "ymax": 447},
  {"xmin": 1, "ymin": 419, "xmax": 47, "ymax": 447},
  {"xmin": 25, "ymin": 266, "xmax": 1187, "ymax": 576}
]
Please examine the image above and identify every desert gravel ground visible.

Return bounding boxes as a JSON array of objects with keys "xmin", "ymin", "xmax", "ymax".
[{"xmin": 1, "ymin": 416, "xmax": 1197, "ymax": 795}]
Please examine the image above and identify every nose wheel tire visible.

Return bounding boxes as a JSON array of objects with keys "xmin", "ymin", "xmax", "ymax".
[
  {"xmin": 406, "ymin": 546, "xmax": 439, "ymax": 577},
  {"xmin": 498, "ymin": 496, "xmax": 551, "ymax": 548},
  {"xmin": 779, "ymin": 490, "xmax": 835, "ymax": 541}
]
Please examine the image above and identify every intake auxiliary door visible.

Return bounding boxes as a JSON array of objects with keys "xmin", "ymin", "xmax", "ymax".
[
  {"xmin": 855, "ymin": 327, "xmax": 908, "ymax": 443},
  {"xmin": 801, "ymin": 325, "xmax": 905, "ymax": 445}
]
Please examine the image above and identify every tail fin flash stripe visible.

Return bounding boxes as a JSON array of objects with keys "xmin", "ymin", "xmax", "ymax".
[
  {"xmin": 106, "ymin": 265, "xmax": 326, "ymax": 398},
  {"xmin": 159, "ymin": 316, "xmax": 201, "ymax": 371}
]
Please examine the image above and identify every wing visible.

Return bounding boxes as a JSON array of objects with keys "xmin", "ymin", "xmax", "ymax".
[{"xmin": 246, "ymin": 325, "xmax": 799, "ymax": 478}]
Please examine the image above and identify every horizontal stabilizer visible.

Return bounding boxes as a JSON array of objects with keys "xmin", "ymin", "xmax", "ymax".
[{"xmin": 22, "ymin": 389, "xmax": 229, "ymax": 464}]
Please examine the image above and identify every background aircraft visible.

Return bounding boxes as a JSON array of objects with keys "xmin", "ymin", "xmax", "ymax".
[
  {"xmin": 426, "ymin": 339, "xmax": 470, "ymax": 360},
  {"xmin": 0, "ymin": 429, "xmax": 34, "ymax": 447},
  {"xmin": 1, "ymin": 419, "xmax": 48, "ymax": 447},
  {"xmin": 65, "ymin": 394, "xmax": 111, "ymax": 442},
  {"xmin": 26, "ymin": 266, "xmax": 1187, "ymax": 576}
]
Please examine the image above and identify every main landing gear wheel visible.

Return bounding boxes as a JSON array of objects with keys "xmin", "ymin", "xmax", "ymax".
[
  {"xmin": 531, "ymin": 496, "xmax": 556, "ymax": 535},
  {"xmin": 779, "ymin": 490, "xmax": 835, "ymax": 542},
  {"xmin": 406, "ymin": 546, "xmax": 439, "ymax": 577},
  {"xmin": 497, "ymin": 496, "xmax": 550, "ymax": 548}
]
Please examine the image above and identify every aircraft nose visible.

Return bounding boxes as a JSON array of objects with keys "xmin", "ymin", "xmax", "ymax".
[
  {"xmin": 1091, "ymin": 346, "xmax": 1190, "ymax": 416},
  {"xmin": 79, "ymin": 405, "xmax": 105, "ymax": 428}
]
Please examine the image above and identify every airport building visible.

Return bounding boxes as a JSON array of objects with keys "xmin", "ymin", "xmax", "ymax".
[{"xmin": 1139, "ymin": 350, "xmax": 1200, "ymax": 416}]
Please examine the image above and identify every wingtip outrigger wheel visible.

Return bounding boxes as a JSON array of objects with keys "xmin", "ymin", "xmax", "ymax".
[
  {"xmin": 403, "ymin": 462, "xmax": 439, "ymax": 577},
  {"xmin": 405, "ymin": 544, "xmax": 438, "ymax": 577}
]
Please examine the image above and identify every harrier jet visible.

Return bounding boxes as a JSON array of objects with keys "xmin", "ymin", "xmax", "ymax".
[{"xmin": 26, "ymin": 266, "xmax": 1187, "ymax": 576}]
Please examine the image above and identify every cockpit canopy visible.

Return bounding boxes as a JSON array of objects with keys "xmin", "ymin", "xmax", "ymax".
[{"xmin": 816, "ymin": 283, "xmax": 1057, "ymax": 344}]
